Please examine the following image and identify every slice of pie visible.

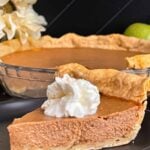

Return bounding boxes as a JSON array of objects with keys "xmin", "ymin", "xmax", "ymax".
[{"xmin": 8, "ymin": 63, "xmax": 150, "ymax": 150}]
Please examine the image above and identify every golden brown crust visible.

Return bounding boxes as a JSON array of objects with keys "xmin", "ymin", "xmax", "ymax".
[
  {"xmin": 57, "ymin": 63, "xmax": 150, "ymax": 103},
  {"xmin": 0, "ymin": 33, "xmax": 150, "ymax": 58},
  {"xmin": 126, "ymin": 54, "xmax": 150, "ymax": 69}
]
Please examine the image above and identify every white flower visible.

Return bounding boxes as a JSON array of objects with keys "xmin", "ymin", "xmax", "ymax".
[
  {"xmin": 0, "ymin": 17, "xmax": 5, "ymax": 38},
  {"xmin": 13, "ymin": 6, "xmax": 47, "ymax": 43},
  {"xmin": 0, "ymin": 0, "xmax": 47, "ymax": 43},
  {"xmin": 11, "ymin": 0, "xmax": 37, "ymax": 8},
  {"xmin": 0, "ymin": 0, "xmax": 9, "ymax": 7},
  {"xmin": 0, "ymin": 0, "xmax": 9, "ymax": 15},
  {"xmin": 1, "ymin": 14, "xmax": 17, "ymax": 39}
]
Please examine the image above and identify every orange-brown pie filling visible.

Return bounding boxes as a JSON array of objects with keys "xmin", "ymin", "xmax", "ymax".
[{"xmin": 1, "ymin": 48, "xmax": 145, "ymax": 69}]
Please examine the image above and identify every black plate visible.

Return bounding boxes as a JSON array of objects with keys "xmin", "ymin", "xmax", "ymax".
[
  {"xmin": 0, "ymin": 97, "xmax": 45, "ymax": 121},
  {"xmin": 0, "ymin": 111, "xmax": 150, "ymax": 150},
  {"xmin": 0, "ymin": 86, "xmax": 45, "ymax": 121}
]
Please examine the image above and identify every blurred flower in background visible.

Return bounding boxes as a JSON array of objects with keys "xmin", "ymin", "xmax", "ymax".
[
  {"xmin": 12, "ymin": 0, "xmax": 37, "ymax": 8},
  {"xmin": 0, "ymin": 0, "xmax": 47, "ymax": 43},
  {"xmin": 0, "ymin": 0, "xmax": 9, "ymax": 7}
]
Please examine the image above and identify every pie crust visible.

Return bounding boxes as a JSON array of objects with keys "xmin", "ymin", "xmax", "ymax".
[
  {"xmin": 57, "ymin": 63, "xmax": 150, "ymax": 103},
  {"xmin": 0, "ymin": 33, "xmax": 150, "ymax": 58},
  {"xmin": 126, "ymin": 54, "xmax": 150, "ymax": 69}
]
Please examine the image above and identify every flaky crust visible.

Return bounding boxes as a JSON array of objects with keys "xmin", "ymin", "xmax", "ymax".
[
  {"xmin": 57, "ymin": 63, "xmax": 150, "ymax": 103},
  {"xmin": 126, "ymin": 54, "xmax": 150, "ymax": 69},
  {"xmin": 0, "ymin": 33, "xmax": 150, "ymax": 58}
]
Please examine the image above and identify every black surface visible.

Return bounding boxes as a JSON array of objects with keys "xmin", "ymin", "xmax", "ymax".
[
  {"xmin": 0, "ymin": 98, "xmax": 45, "ymax": 121},
  {"xmin": 0, "ymin": 85, "xmax": 45, "ymax": 122},
  {"xmin": 34, "ymin": 0, "xmax": 150, "ymax": 37},
  {"xmin": 0, "ymin": 121, "xmax": 10, "ymax": 150},
  {"xmin": 0, "ymin": 111, "xmax": 150, "ymax": 150}
]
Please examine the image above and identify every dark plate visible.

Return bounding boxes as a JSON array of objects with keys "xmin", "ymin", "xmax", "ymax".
[{"xmin": 0, "ymin": 111, "xmax": 150, "ymax": 150}]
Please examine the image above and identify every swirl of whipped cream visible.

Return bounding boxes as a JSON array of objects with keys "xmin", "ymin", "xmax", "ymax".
[{"xmin": 41, "ymin": 74, "xmax": 100, "ymax": 118}]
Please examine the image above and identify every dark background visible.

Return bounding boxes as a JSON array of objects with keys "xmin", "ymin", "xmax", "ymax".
[{"xmin": 34, "ymin": 0, "xmax": 150, "ymax": 37}]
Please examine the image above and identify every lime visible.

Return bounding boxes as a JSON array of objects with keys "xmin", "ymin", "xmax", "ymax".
[{"xmin": 124, "ymin": 23, "xmax": 150, "ymax": 40}]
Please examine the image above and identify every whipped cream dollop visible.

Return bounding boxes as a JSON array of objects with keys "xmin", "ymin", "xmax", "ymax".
[{"xmin": 41, "ymin": 74, "xmax": 100, "ymax": 118}]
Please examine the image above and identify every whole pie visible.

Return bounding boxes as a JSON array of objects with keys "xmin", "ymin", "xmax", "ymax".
[{"xmin": 0, "ymin": 33, "xmax": 150, "ymax": 98}]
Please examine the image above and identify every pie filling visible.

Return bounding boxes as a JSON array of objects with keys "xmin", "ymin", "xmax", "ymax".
[
  {"xmin": 1, "ymin": 48, "xmax": 145, "ymax": 69},
  {"xmin": 13, "ymin": 95, "xmax": 138, "ymax": 124}
]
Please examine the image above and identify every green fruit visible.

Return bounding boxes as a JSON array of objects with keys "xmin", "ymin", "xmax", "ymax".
[{"xmin": 124, "ymin": 23, "xmax": 150, "ymax": 40}]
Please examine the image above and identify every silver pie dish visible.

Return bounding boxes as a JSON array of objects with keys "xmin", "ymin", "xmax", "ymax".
[{"xmin": 0, "ymin": 62, "xmax": 56, "ymax": 98}]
